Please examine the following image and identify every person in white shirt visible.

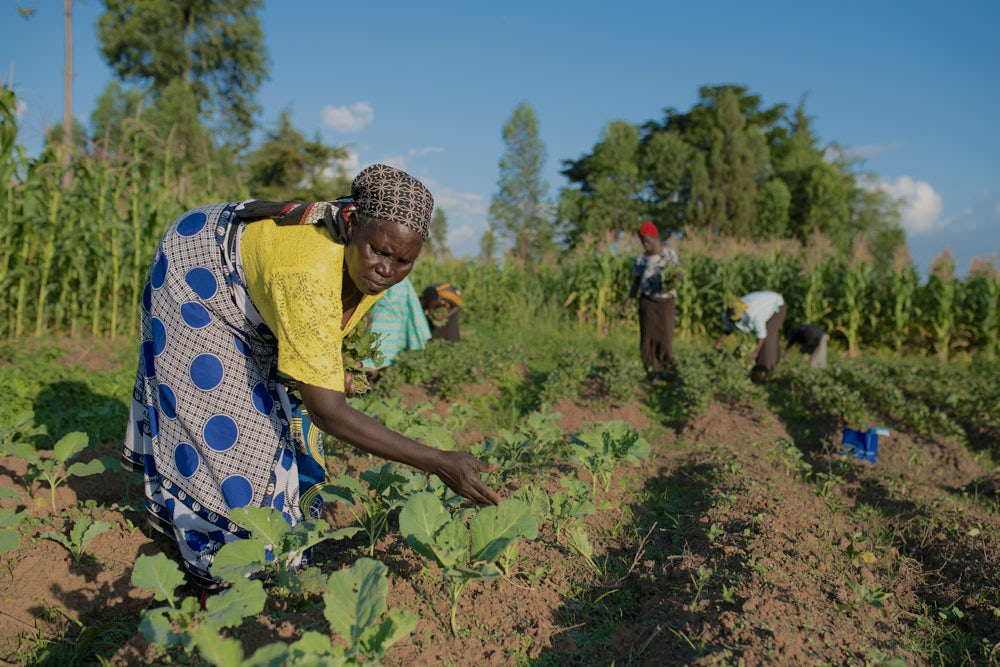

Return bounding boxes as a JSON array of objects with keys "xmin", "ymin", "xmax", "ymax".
[{"xmin": 713, "ymin": 290, "xmax": 786, "ymax": 383}]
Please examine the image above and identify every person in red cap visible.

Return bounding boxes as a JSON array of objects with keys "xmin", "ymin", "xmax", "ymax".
[{"xmin": 620, "ymin": 221, "xmax": 683, "ymax": 382}]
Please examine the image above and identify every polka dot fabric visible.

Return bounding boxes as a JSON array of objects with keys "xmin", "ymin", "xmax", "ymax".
[{"xmin": 123, "ymin": 203, "xmax": 306, "ymax": 587}]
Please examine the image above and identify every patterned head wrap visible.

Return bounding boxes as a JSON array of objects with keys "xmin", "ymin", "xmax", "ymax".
[{"xmin": 351, "ymin": 164, "xmax": 434, "ymax": 239}]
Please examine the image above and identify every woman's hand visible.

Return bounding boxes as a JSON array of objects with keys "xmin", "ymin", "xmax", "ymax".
[
  {"xmin": 431, "ymin": 451, "xmax": 501, "ymax": 505},
  {"xmin": 343, "ymin": 370, "xmax": 358, "ymax": 398}
]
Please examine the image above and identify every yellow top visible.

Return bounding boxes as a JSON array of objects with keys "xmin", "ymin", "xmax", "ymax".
[{"xmin": 240, "ymin": 219, "xmax": 381, "ymax": 391}]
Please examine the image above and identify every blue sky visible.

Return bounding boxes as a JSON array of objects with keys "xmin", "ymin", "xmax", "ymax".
[{"xmin": 3, "ymin": 1, "xmax": 998, "ymax": 276}]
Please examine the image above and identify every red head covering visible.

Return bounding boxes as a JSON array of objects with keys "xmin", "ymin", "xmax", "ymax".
[{"xmin": 638, "ymin": 221, "xmax": 658, "ymax": 237}]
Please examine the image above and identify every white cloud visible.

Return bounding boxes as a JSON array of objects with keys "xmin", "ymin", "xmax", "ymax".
[
  {"xmin": 321, "ymin": 102, "xmax": 374, "ymax": 132},
  {"xmin": 14, "ymin": 98, "xmax": 27, "ymax": 119},
  {"xmin": 432, "ymin": 187, "xmax": 488, "ymax": 257},
  {"xmin": 878, "ymin": 176, "xmax": 944, "ymax": 234}
]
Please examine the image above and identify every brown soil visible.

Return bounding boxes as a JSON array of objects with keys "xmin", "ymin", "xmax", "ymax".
[{"xmin": 2, "ymin": 377, "xmax": 998, "ymax": 665}]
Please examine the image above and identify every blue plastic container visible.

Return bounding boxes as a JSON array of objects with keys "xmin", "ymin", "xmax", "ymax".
[{"xmin": 841, "ymin": 427, "xmax": 889, "ymax": 463}]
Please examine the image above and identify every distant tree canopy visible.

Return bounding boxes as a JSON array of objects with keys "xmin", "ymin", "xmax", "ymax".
[
  {"xmin": 243, "ymin": 108, "xmax": 350, "ymax": 201},
  {"xmin": 488, "ymin": 102, "xmax": 554, "ymax": 267},
  {"xmin": 97, "ymin": 0, "xmax": 269, "ymax": 151},
  {"xmin": 558, "ymin": 85, "xmax": 904, "ymax": 263}
]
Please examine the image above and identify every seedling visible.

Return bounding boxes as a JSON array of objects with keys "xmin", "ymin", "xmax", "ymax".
[
  {"xmin": 325, "ymin": 462, "xmax": 413, "ymax": 556},
  {"xmin": 568, "ymin": 420, "xmax": 650, "ymax": 493},
  {"xmin": 1, "ymin": 431, "xmax": 118, "ymax": 512},
  {"xmin": 132, "ymin": 552, "xmax": 266, "ymax": 663},
  {"xmin": 399, "ymin": 492, "xmax": 538, "ymax": 636},
  {"xmin": 212, "ymin": 506, "xmax": 360, "ymax": 596},
  {"xmin": 0, "ymin": 506, "xmax": 29, "ymax": 554},
  {"xmin": 42, "ymin": 515, "xmax": 111, "ymax": 565}
]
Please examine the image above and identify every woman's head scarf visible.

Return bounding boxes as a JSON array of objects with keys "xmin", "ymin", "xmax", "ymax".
[{"xmin": 351, "ymin": 164, "xmax": 434, "ymax": 239}]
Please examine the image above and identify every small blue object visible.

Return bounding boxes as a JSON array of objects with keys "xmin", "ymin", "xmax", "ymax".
[{"xmin": 841, "ymin": 427, "xmax": 888, "ymax": 463}]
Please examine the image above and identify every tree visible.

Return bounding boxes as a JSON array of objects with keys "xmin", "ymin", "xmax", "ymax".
[
  {"xmin": 707, "ymin": 87, "xmax": 758, "ymax": 236},
  {"xmin": 559, "ymin": 120, "xmax": 646, "ymax": 247},
  {"xmin": 243, "ymin": 108, "xmax": 349, "ymax": 201},
  {"xmin": 479, "ymin": 228, "xmax": 496, "ymax": 265},
  {"xmin": 97, "ymin": 0, "xmax": 269, "ymax": 150},
  {"xmin": 426, "ymin": 208, "xmax": 449, "ymax": 259},
  {"xmin": 488, "ymin": 102, "xmax": 552, "ymax": 266}
]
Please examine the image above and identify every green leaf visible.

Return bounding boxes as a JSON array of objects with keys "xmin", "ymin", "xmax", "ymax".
[
  {"xmin": 323, "ymin": 557, "xmax": 389, "ymax": 646},
  {"xmin": 211, "ymin": 538, "xmax": 267, "ymax": 583},
  {"xmin": 0, "ymin": 507, "xmax": 28, "ymax": 528},
  {"xmin": 232, "ymin": 506, "xmax": 290, "ymax": 549},
  {"xmin": 433, "ymin": 517, "xmax": 470, "ymax": 569},
  {"xmin": 470, "ymin": 499, "xmax": 538, "ymax": 563},
  {"xmin": 0, "ymin": 441, "xmax": 39, "ymax": 463},
  {"xmin": 0, "ymin": 529, "xmax": 21, "ymax": 553},
  {"xmin": 202, "ymin": 578, "xmax": 267, "ymax": 631},
  {"xmin": 512, "ymin": 485, "xmax": 551, "ymax": 525},
  {"xmin": 52, "ymin": 431, "xmax": 89, "ymax": 465},
  {"xmin": 66, "ymin": 459, "xmax": 107, "ymax": 478},
  {"xmin": 191, "ymin": 625, "xmax": 244, "ymax": 666},
  {"xmin": 132, "ymin": 552, "xmax": 186, "ymax": 604},
  {"xmin": 41, "ymin": 530, "xmax": 71, "ymax": 550},
  {"xmin": 0, "ymin": 488, "xmax": 20, "ymax": 500},
  {"xmin": 398, "ymin": 492, "xmax": 451, "ymax": 562},
  {"xmin": 138, "ymin": 608, "xmax": 177, "ymax": 646},
  {"xmin": 359, "ymin": 609, "xmax": 419, "ymax": 661},
  {"xmin": 75, "ymin": 518, "xmax": 112, "ymax": 551}
]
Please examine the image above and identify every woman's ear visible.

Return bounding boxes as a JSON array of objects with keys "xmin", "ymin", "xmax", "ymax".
[{"xmin": 341, "ymin": 206, "xmax": 358, "ymax": 241}]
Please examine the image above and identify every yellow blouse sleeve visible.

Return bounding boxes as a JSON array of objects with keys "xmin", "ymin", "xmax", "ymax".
[{"xmin": 240, "ymin": 220, "xmax": 380, "ymax": 392}]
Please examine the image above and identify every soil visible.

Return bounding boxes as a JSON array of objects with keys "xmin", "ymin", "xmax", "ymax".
[{"xmin": 1, "ymin": 362, "xmax": 998, "ymax": 666}]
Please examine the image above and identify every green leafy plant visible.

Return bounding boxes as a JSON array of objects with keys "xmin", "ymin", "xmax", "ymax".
[
  {"xmin": 240, "ymin": 558, "xmax": 419, "ymax": 666},
  {"xmin": 567, "ymin": 420, "xmax": 650, "ymax": 493},
  {"xmin": 212, "ymin": 506, "xmax": 360, "ymax": 596},
  {"xmin": 325, "ymin": 462, "xmax": 414, "ymax": 556},
  {"xmin": 342, "ymin": 317, "xmax": 384, "ymax": 395},
  {"xmin": 132, "ymin": 552, "xmax": 266, "ymax": 665},
  {"xmin": 0, "ymin": 504, "xmax": 29, "ymax": 554},
  {"xmin": 41, "ymin": 515, "xmax": 112, "ymax": 565},
  {"xmin": 399, "ymin": 492, "xmax": 538, "ymax": 636},
  {"xmin": 1, "ymin": 431, "xmax": 118, "ymax": 512}
]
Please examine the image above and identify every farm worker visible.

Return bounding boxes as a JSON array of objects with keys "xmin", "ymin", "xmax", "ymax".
[
  {"xmin": 620, "ymin": 221, "xmax": 682, "ymax": 383},
  {"xmin": 714, "ymin": 290, "xmax": 787, "ymax": 384},
  {"xmin": 122, "ymin": 164, "xmax": 500, "ymax": 589},
  {"xmin": 784, "ymin": 323, "xmax": 828, "ymax": 369},
  {"xmin": 362, "ymin": 276, "xmax": 432, "ymax": 384},
  {"xmin": 420, "ymin": 282, "xmax": 463, "ymax": 342}
]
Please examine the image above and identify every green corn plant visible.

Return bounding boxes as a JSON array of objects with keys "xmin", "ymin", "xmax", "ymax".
[
  {"xmin": 41, "ymin": 516, "xmax": 112, "ymax": 565},
  {"xmin": 924, "ymin": 251, "xmax": 958, "ymax": 362},
  {"xmin": 211, "ymin": 506, "xmax": 360, "ymax": 597},
  {"xmin": 1, "ymin": 431, "xmax": 117, "ymax": 512},
  {"xmin": 399, "ymin": 492, "xmax": 538, "ymax": 636},
  {"xmin": 842, "ymin": 259, "xmax": 874, "ymax": 355},
  {"xmin": 131, "ymin": 552, "xmax": 267, "ymax": 666},
  {"xmin": 888, "ymin": 254, "xmax": 919, "ymax": 354}
]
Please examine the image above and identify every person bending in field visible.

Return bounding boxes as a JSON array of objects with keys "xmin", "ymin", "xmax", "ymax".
[
  {"xmin": 783, "ymin": 323, "xmax": 828, "ymax": 369},
  {"xmin": 363, "ymin": 276, "xmax": 432, "ymax": 385},
  {"xmin": 420, "ymin": 282, "xmax": 463, "ymax": 342},
  {"xmin": 620, "ymin": 221, "xmax": 682, "ymax": 383},
  {"xmin": 122, "ymin": 164, "xmax": 500, "ymax": 589},
  {"xmin": 714, "ymin": 291, "xmax": 786, "ymax": 384}
]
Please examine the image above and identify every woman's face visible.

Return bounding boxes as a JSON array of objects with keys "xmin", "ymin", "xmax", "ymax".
[
  {"xmin": 344, "ymin": 215, "xmax": 424, "ymax": 295},
  {"xmin": 640, "ymin": 234, "xmax": 662, "ymax": 255}
]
